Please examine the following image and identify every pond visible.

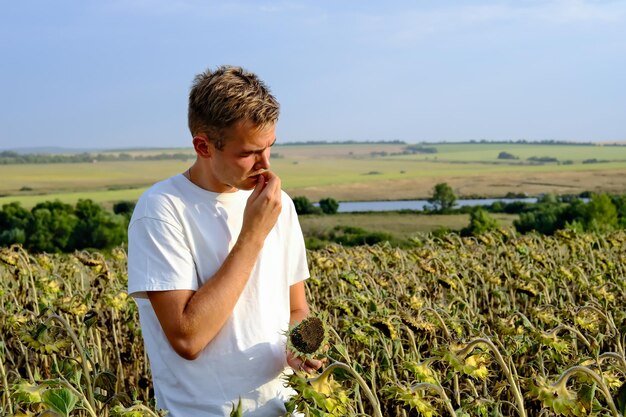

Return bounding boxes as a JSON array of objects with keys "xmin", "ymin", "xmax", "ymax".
[{"xmin": 335, "ymin": 198, "xmax": 538, "ymax": 213}]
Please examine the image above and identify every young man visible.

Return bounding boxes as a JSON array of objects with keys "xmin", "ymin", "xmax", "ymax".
[{"xmin": 127, "ymin": 66, "xmax": 322, "ymax": 416}]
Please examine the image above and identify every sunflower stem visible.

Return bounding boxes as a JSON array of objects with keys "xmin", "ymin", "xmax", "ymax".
[
  {"xmin": 47, "ymin": 312, "xmax": 95, "ymax": 411},
  {"xmin": 307, "ymin": 361, "xmax": 383, "ymax": 417},
  {"xmin": 552, "ymin": 365, "xmax": 621, "ymax": 417},
  {"xmin": 457, "ymin": 337, "xmax": 526, "ymax": 417},
  {"xmin": 411, "ymin": 382, "xmax": 457, "ymax": 417}
]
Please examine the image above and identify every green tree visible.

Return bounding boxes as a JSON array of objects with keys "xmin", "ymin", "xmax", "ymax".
[
  {"xmin": 113, "ymin": 200, "xmax": 136, "ymax": 217},
  {"xmin": 537, "ymin": 193, "xmax": 559, "ymax": 205},
  {"xmin": 26, "ymin": 200, "xmax": 77, "ymax": 252},
  {"xmin": 514, "ymin": 205, "xmax": 562, "ymax": 235},
  {"xmin": 559, "ymin": 198, "xmax": 587, "ymax": 228},
  {"xmin": 461, "ymin": 208, "xmax": 498, "ymax": 236},
  {"xmin": 584, "ymin": 193, "xmax": 618, "ymax": 232},
  {"xmin": 428, "ymin": 183, "xmax": 457, "ymax": 212},
  {"xmin": 292, "ymin": 196, "xmax": 321, "ymax": 215},
  {"xmin": 70, "ymin": 199, "xmax": 127, "ymax": 250},
  {"xmin": 0, "ymin": 202, "xmax": 32, "ymax": 246},
  {"xmin": 611, "ymin": 194, "xmax": 626, "ymax": 227},
  {"xmin": 318, "ymin": 198, "xmax": 339, "ymax": 214}
]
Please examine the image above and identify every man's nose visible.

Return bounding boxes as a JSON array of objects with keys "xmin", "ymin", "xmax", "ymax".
[{"xmin": 254, "ymin": 150, "xmax": 270, "ymax": 170}]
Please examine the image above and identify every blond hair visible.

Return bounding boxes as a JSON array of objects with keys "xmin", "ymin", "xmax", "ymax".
[{"xmin": 188, "ymin": 66, "xmax": 279, "ymax": 150}]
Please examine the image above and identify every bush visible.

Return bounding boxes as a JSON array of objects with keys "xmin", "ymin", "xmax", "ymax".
[
  {"xmin": 515, "ymin": 209, "xmax": 560, "ymax": 235},
  {"xmin": 113, "ymin": 200, "xmax": 136, "ymax": 216},
  {"xmin": 329, "ymin": 225, "xmax": 395, "ymax": 246},
  {"xmin": 318, "ymin": 198, "xmax": 339, "ymax": 214},
  {"xmin": 461, "ymin": 208, "xmax": 498, "ymax": 236},
  {"xmin": 497, "ymin": 151, "xmax": 518, "ymax": 160},
  {"xmin": 528, "ymin": 156, "xmax": 559, "ymax": 163},
  {"xmin": 512, "ymin": 192, "xmax": 622, "ymax": 235},
  {"xmin": 304, "ymin": 236, "xmax": 328, "ymax": 250},
  {"xmin": 305, "ymin": 225, "xmax": 399, "ymax": 248},
  {"xmin": 292, "ymin": 196, "xmax": 321, "ymax": 215},
  {"xmin": 584, "ymin": 193, "xmax": 618, "ymax": 232}
]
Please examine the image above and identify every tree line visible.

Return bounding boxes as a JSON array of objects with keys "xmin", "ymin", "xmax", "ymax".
[
  {"xmin": 0, "ymin": 200, "xmax": 134, "ymax": 252},
  {"xmin": 425, "ymin": 183, "xmax": 626, "ymax": 236},
  {"xmin": 292, "ymin": 183, "xmax": 626, "ymax": 241},
  {"xmin": 0, "ymin": 151, "xmax": 195, "ymax": 165},
  {"xmin": 1, "ymin": 187, "xmax": 625, "ymax": 253}
]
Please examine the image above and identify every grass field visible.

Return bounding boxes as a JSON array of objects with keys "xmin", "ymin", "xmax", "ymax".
[
  {"xmin": 1, "ymin": 142, "xmax": 625, "ymax": 208},
  {"xmin": 273, "ymin": 142, "xmax": 626, "ymax": 162},
  {"xmin": 402, "ymin": 143, "xmax": 626, "ymax": 162},
  {"xmin": 298, "ymin": 212, "xmax": 518, "ymax": 241}
]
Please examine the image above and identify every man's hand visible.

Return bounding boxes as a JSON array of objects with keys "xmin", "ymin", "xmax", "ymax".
[
  {"xmin": 240, "ymin": 171, "xmax": 282, "ymax": 245},
  {"xmin": 288, "ymin": 282, "xmax": 323, "ymax": 373},
  {"xmin": 287, "ymin": 350, "xmax": 325, "ymax": 374}
]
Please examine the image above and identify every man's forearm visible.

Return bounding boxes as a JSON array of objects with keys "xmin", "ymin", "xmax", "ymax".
[
  {"xmin": 149, "ymin": 237, "xmax": 264, "ymax": 360},
  {"xmin": 290, "ymin": 308, "xmax": 309, "ymax": 325}
]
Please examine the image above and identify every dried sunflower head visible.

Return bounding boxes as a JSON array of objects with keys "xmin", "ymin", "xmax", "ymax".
[
  {"xmin": 287, "ymin": 316, "xmax": 327, "ymax": 360},
  {"xmin": 371, "ymin": 317, "xmax": 398, "ymax": 340}
]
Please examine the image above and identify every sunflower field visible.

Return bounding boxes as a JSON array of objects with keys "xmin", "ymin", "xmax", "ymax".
[{"xmin": 1, "ymin": 229, "xmax": 626, "ymax": 416}]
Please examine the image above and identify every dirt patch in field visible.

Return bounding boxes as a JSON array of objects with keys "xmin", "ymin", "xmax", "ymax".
[{"xmin": 286, "ymin": 168, "xmax": 626, "ymax": 201}]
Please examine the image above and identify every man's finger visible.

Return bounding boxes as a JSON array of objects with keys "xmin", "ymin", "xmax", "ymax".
[{"xmin": 248, "ymin": 175, "xmax": 266, "ymax": 200}]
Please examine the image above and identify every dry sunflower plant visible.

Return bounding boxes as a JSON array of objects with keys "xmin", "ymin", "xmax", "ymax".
[{"xmin": 1, "ymin": 228, "xmax": 626, "ymax": 416}]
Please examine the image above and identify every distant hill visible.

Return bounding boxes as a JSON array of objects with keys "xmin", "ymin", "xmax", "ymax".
[
  {"xmin": 1, "ymin": 146, "xmax": 179, "ymax": 155},
  {"xmin": 1, "ymin": 146, "xmax": 100, "ymax": 154}
]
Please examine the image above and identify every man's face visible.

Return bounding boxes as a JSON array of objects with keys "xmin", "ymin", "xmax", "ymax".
[{"xmin": 206, "ymin": 119, "xmax": 276, "ymax": 193}]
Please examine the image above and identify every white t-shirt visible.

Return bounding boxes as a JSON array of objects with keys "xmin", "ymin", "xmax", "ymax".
[{"xmin": 127, "ymin": 173, "xmax": 309, "ymax": 417}]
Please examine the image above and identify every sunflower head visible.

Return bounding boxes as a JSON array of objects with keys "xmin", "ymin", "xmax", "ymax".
[{"xmin": 287, "ymin": 316, "xmax": 327, "ymax": 360}]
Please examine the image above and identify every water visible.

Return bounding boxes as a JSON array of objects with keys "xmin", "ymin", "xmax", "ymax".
[{"xmin": 335, "ymin": 198, "xmax": 538, "ymax": 213}]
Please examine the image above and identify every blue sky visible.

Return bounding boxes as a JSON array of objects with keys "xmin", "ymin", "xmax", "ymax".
[{"xmin": 1, "ymin": 0, "xmax": 625, "ymax": 150}]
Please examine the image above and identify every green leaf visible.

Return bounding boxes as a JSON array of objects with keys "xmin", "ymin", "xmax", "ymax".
[
  {"xmin": 83, "ymin": 309, "xmax": 98, "ymax": 328},
  {"xmin": 12, "ymin": 380, "xmax": 46, "ymax": 404},
  {"xmin": 332, "ymin": 344, "xmax": 350, "ymax": 363},
  {"xmin": 229, "ymin": 397, "xmax": 243, "ymax": 417},
  {"xmin": 110, "ymin": 404, "xmax": 144, "ymax": 417},
  {"xmin": 42, "ymin": 388, "xmax": 78, "ymax": 417},
  {"xmin": 38, "ymin": 410, "xmax": 64, "ymax": 417},
  {"xmin": 53, "ymin": 358, "xmax": 81, "ymax": 384},
  {"xmin": 614, "ymin": 380, "xmax": 626, "ymax": 415},
  {"xmin": 578, "ymin": 383, "xmax": 595, "ymax": 412}
]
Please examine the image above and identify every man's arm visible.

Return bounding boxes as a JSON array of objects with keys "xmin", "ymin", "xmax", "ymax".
[
  {"xmin": 147, "ymin": 172, "xmax": 281, "ymax": 360},
  {"xmin": 288, "ymin": 281, "xmax": 309, "ymax": 324}
]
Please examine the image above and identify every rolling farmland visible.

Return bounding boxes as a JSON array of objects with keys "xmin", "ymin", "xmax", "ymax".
[{"xmin": 1, "ymin": 142, "xmax": 626, "ymax": 208}]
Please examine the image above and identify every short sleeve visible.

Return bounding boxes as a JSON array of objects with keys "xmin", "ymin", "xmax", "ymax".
[
  {"xmin": 127, "ymin": 217, "xmax": 198, "ymax": 299},
  {"xmin": 283, "ymin": 195, "xmax": 310, "ymax": 286}
]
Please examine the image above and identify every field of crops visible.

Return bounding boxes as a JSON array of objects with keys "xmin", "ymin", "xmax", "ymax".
[
  {"xmin": 2, "ymin": 143, "xmax": 626, "ymax": 208},
  {"xmin": 1, "ymin": 229, "xmax": 626, "ymax": 416}
]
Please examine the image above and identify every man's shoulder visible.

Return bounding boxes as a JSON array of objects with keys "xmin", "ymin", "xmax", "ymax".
[
  {"xmin": 130, "ymin": 175, "xmax": 188, "ymax": 225},
  {"xmin": 279, "ymin": 190, "xmax": 296, "ymax": 206},
  {"xmin": 142, "ymin": 174, "xmax": 183, "ymax": 197}
]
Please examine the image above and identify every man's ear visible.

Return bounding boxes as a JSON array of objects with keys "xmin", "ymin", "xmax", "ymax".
[{"xmin": 192, "ymin": 135, "xmax": 212, "ymax": 158}]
